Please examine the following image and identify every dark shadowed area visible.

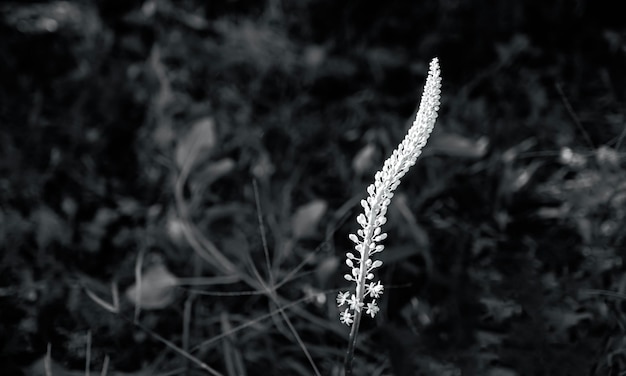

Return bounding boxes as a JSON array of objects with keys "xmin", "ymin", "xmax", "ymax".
[{"xmin": 1, "ymin": 1, "xmax": 625, "ymax": 375}]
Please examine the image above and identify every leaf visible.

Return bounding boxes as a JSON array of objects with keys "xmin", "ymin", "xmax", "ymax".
[
  {"xmin": 81, "ymin": 207, "xmax": 119, "ymax": 253},
  {"xmin": 543, "ymin": 307, "xmax": 592, "ymax": 342},
  {"xmin": 25, "ymin": 356, "xmax": 73, "ymax": 376},
  {"xmin": 3, "ymin": 2, "xmax": 98, "ymax": 36},
  {"xmin": 303, "ymin": 44, "xmax": 326, "ymax": 68},
  {"xmin": 480, "ymin": 297, "xmax": 523, "ymax": 324},
  {"xmin": 487, "ymin": 367, "xmax": 519, "ymax": 376},
  {"xmin": 425, "ymin": 131, "xmax": 489, "ymax": 159},
  {"xmin": 190, "ymin": 158, "xmax": 236, "ymax": 191},
  {"xmin": 352, "ymin": 143, "xmax": 378, "ymax": 176},
  {"xmin": 33, "ymin": 206, "xmax": 69, "ymax": 249},
  {"xmin": 315, "ymin": 255, "xmax": 339, "ymax": 287},
  {"xmin": 125, "ymin": 264, "xmax": 179, "ymax": 309},
  {"xmin": 84, "ymin": 281, "xmax": 120, "ymax": 314},
  {"xmin": 176, "ymin": 117, "xmax": 217, "ymax": 169},
  {"xmin": 381, "ymin": 323, "xmax": 462, "ymax": 376},
  {"xmin": 291, "ymin": 199, "xmax": 327, "ymax": 240}
]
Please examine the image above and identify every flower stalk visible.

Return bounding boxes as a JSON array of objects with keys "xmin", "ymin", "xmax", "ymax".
[{"xmin": 339, "ymin": 57, "xmax": 442, "ymax": 375}]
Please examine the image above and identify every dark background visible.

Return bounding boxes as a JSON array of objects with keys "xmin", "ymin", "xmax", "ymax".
[{"xmin": 1, "ymin": 1, "xmax": 625, "ymax": 375}]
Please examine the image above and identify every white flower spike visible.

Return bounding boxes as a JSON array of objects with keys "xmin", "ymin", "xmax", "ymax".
[{"xmin": 338, "ymin": 58, "xmax": 441, "ymax": 327}]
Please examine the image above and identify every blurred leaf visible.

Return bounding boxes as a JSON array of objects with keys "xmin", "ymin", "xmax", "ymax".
[
  {"xmin": 81, "ymin": 207, "xmax": 119, "ymax": 253},
  {"xmin": 543, "ymin": 307, "xmax": 592, "ymax": 342},
  {"xmin": 425, "ymin": 131, "xmax": 489, "ymax": 159},
  {"xmin": 125, "ymin": 264, "xmax": 179, "ymax": 309},
  {"xmin": 381, "ymin": 323, "xmax": 461, "ymax": 376},
  {"xmin": 214, "ymin": 19, "xmax": 295, "ymax": 73},
  {"xmin": 1, "ymin": 210, "xmax": 33, "ymax": 252},
  {"xmin": 190, "ymin": 158, "xmax": 236, "ymax": 191},
  {"xmin": 25, "ymin": 355, "xmax": 158, "ymax": 376},
  {"xmin": 393, "ymin": 193, "xmax": 431, "ymax": 269},
  {"xmin": 500, "ymin": 161, "xmax": 543, "ymax": 199},
  {"xmin": 33, "ymin": 206, "xmax": 69, "ymax": 249},
  {"xmin": 117, "ymin": 197, "xmax": 141, "ymax": 217},
  {"xmin": 502, "ymin": 138, "xmax": 537, "ymax": 163},
  {"xmin": 1, "ymin": 1, "xmax": 100, "ymax": 36},
  {"xmin": 487, "ymin": 367, "xmax": 519, "ymax": 376},
  {"xmin": 476, "ymin": 329, "xmax": 505, "ymax": 348},
  {"xmin": 415, "ymin": 358, "xmax": 462, "ymax": 376},
  {"xmin": 83, "ymin": 280, "xmax": 119, "ymax": 314},
  {"xmin": 315, "ymin": 255, "xmax": 339, "ymax": 288},
  {"xmin": 291, "ymin": 199, "xmax": 327, "ymax": 240},
  {"xmin": 176, "ymin": 117, "xmax": 217, "ymax": 169},
  {"xmin": 352, "ymin": 143, "xmax": 378, "ymax": 176},
  {"xmin": 380, "ymin": 323, "xmax": 420, "ymax": 376},
  {"xmin": 495, "ymin": 34, "xmax": 530, "ymax": 64},
  {"xmin": 595, "ymin": 145, "xmax": 621, "ymax": 169},
  {"xmin": 303, "ymin": 44, "xmax": 327, "ymax": 69},
  {"xmin": 25, "ymin": 356, "xmax": 73, "ymax": 376},
  {"xmin": 480, "ymin": 297, "xmax": 523, "ymax": 324}
]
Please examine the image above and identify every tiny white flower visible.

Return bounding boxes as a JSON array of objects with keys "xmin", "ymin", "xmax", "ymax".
[
  {"xmin": 348, "ymin": 294, "xmax": 364, "ymax": 312},
  {"xmin": 340, "ymin": 308, "xmax": 354, "ymax": 326},
  {"xmin": 366, "ymin": 301, "xmax": 380, "ymax": 318},
  {"xmin": 367, "ymin": 281, "xmax": 384, "ymax": 298},
  {"xmin": 336, "ymin": 291, "xmax": 350, "ymax": 307}
]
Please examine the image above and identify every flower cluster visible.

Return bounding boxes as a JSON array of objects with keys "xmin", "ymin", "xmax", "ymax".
[{"xmin": 337, "ymin": 58, "xmax": 441, "ymax": 326}]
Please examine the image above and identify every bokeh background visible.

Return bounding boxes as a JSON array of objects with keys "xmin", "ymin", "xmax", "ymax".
[{"xmin": 1, "ymin": 1, "xmax": 625, "ymax": 375}]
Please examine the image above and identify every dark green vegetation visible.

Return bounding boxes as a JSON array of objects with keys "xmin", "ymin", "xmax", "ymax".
[{"xmin": 1, "ymin": 1, "xmax": 625, "ymax": 375}]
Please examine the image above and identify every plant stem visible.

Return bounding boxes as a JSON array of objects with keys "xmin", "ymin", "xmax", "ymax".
[
  {"xmin": 343, "ymin": 307, "xmax": 361, "ymax": 376},
  {"xmin": 344, "ymin": 202, "xmax": 377, "ymax": 375}
]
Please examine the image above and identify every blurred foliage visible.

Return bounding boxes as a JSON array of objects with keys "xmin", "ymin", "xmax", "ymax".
[{"xmin": 1, "ymin": 0, "xmax": 625, "ymax": 375}]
